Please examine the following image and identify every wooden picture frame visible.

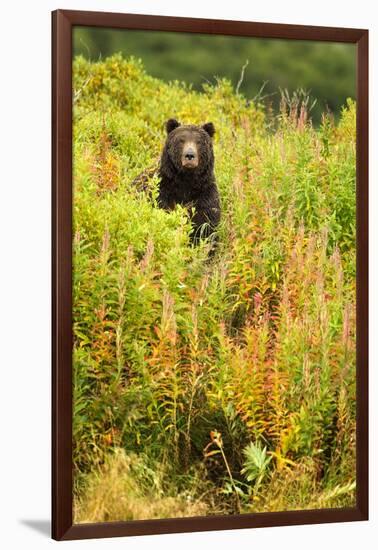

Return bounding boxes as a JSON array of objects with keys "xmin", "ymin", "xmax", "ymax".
[{"xmin": 52, "ymin": 9, "xmax": 368, "ymax": 541}]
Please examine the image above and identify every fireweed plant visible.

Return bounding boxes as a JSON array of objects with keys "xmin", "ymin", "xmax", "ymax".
[{"xmin": 72, "ymin": 55, "xmax": 356, "ymax": 522}]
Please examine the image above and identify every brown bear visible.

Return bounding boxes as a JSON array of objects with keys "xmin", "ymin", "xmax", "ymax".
[
  {"xmin": 134, "ymin": 119, "xmax": 221, "ymax": 246},
  {"xmin": 157, "ymin": 119, "xmax": 221, "ymax": 244}
]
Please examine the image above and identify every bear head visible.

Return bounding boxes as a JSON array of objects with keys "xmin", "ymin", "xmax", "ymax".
[{"xmin": 160, "ymin": 119, "xmax": 216, "ymax": 178}]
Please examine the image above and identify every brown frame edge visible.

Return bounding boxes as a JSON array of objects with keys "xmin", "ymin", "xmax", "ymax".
[{"xmin": 52, "ymin": 9, "xmax": 369, "ymax": 541}]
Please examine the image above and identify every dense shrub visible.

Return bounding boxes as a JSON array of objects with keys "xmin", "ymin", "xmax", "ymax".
[{"xmin": 73, "ymin": 55, "xmax": 356, "ymax": 521}]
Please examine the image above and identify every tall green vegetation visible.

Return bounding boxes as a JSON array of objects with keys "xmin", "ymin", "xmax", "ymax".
[
  {"xmin": 73, "ymin": 55, "xmax": 356, "ymax": 522},
  {"xmin": 73, "ymin": 28, "xmax": 356, "ymax": 124}
]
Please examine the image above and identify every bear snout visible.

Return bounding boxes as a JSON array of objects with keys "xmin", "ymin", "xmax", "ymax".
[
  {"xmin": 182, "ymin": 142, "xmax": 199, "ymax": 169},
  {"xmin": 184, "ymin": 148, "xmax": 195, "ymax": 160}
]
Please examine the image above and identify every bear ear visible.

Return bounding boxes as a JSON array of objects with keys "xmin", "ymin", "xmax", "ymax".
[
  {"xmin": 202, "ymin": 122, "xmax": 215, "ymax": 138},
  {"xmin": 166, "ymin": 118, "xmax": 181, "ymax": 134}
]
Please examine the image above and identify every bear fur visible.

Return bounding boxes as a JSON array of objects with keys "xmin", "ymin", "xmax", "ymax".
[{"xmin": 157, "ymin": 119, "xmax": 221, "ymax": 244}]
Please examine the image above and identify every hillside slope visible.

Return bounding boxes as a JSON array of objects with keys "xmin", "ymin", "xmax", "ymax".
[{"xmin": 72, "ymin": 55, "xmax": 356, "ymax": 521}]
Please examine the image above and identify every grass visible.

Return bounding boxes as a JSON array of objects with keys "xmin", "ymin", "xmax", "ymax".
[{"xmin": 72, "ymin": 54, "xmax": 356, "ymax": 523}]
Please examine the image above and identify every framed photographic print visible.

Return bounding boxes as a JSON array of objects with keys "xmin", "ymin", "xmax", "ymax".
[{"xmin": 52, "ymin": 9, "xmax": 368, "ymax": 541}]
